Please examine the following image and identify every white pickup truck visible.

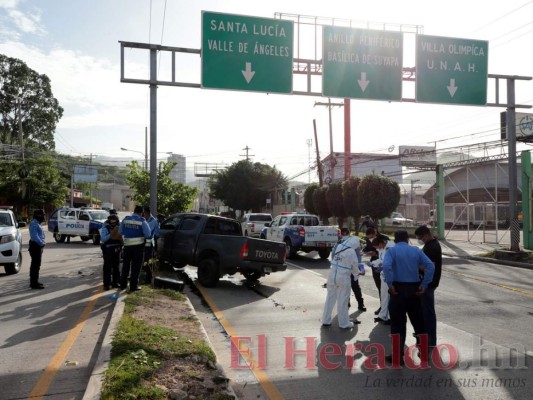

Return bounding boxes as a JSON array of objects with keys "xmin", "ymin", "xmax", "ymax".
[
  {"xmin": 263, "ymin": 213, "xmax": 340, "ymax": 259},
  {"xmin": 241, "ymin": 213, "xmax": 273, "ymax": 237}
]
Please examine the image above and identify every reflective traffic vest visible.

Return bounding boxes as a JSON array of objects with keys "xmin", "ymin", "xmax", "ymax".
[{"xmin": 122, "ymin": 215, "xmax": 146, "ymax": 246}]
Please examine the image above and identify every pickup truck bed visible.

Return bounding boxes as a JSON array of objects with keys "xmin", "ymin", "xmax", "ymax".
[{"xmin": 157, "ymin": 213, "xmax": 287, "ymax": 287}]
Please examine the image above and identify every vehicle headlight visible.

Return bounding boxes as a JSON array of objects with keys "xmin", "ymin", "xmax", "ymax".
[{"xmin": 0, "ymin": 233, "xmax": 16, "ymax": 244}]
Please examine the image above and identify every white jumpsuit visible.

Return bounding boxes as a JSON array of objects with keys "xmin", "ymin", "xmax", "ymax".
[
  {"xmin": 377, "ymin": 241, "xmax": 395, "ymax": 321},
  {"xmin": 321, "ymin": 240, "xmax": 359, "ymax": 329}
]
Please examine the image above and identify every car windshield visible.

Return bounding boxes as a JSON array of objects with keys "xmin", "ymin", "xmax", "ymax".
[
  {"xmin": 88, "ymin": 211, "xmax": 109, "ymax": 221},
  {"xmin": 0, "ymin": 213, "xmax": 13, "ymax": 227}
]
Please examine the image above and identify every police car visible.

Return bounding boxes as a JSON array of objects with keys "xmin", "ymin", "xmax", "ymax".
[
  {"xmin": 0, "ymin": 207, "xmax": 25, "ymax": 274},
  {"xmin": 48, "ymin": 207, "xmax": 109, "ymax": 245}
]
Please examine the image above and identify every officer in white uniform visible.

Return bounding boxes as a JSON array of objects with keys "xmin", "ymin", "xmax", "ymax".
[{"xmin": 321, "ymin": 236, "xmax": 362, "ymax": 329}]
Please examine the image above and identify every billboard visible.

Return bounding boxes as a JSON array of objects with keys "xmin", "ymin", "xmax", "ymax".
[
  {"xmin": 74, "ymin": 165, "xmax": 98, "ymax": 183},
  {"xmin": 500, "ymin": 112, "xmax": 533, "ymax": 142},
  {"xmin": 399, "ymin": 145, "xmax": 436, "ymax": 168}
]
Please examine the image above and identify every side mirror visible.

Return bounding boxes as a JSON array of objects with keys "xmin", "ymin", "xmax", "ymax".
[
  {"xmin": 17, "ymin": 221, "xmax": 27, "ymax": 228},
  {"xmin": 264, "ymin": 222, "xmax": 271, "ymax": 227}
]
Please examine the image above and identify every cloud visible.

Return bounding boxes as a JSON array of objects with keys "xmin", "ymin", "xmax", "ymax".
[
  {"xmin": 0, "ymin": 1, "xmax": 46, "ymax": 35},
  {"xmin": 8, "ymin": 8, "xmax": 46, "ymax": 34},
  {"xmin": 0, "ymin": 40, "xmax": 149, "ymax": 129},
  {"xmin": 0, "ymin": 0, "xmax": 21, "ymax": 9}
]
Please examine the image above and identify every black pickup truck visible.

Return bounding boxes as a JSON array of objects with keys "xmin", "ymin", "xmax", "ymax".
[{"xmin": 157, "ymin": 213, "xmax": 287, "ymax": 287}]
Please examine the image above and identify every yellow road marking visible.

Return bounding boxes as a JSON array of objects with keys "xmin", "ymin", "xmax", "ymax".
[
  {"xmin": 196, "ymin": 284, "xmax": 285, "ymax": 400},
  {"xmin": 28, "ymin": 286, "xmax": 103, "ymax": 399},
  {"xmin": 446, "ymin": 270, "xmax": 533, "ymax": 296}
]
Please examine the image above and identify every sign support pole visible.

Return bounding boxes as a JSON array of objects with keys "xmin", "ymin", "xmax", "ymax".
[
  {"xmin": 436, "ymin": 164, "xmax": 445, "ymax": 239},
  {"xmin": 520, "ymin": 151, "xmax": 532, "ymax": 250},
  {"xmin": 507, "ymin": 78, "xmax": 520, "ymax": 251},
  {"xmin": 150, "ymin": 47, "xmax": 158, "ymax": 215}
]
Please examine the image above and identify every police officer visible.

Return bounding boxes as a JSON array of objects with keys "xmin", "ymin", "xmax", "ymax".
[
  {"xmin": 29, "ymin": 209, "xmax": 46, "ymax": 289},
  {"xmin": 119, "ymin": 205, "xmax": 151, "ymax": 292},
  {"xmin": 100, "ymin": 214, "xmax": 122, "ymax": 290},
  {"xmin": 142, "ymin": 205, "xmax": 160, "ymax": 285},
  {"xmin": 383, "ymin": 230, "xmax": 435, "ymax": 366}
]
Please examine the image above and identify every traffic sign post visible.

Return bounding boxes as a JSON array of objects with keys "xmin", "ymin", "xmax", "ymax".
[
  {"xmin": 201, "ymin": 11, "xmax": 293, "ymax": 94},
  {"xmin": 322, "ymin": 26, "xmax": 403, "ymax": 101},
  {"xmin": 416, "ymin": 34, "xmax": 488, "ymax": 105}
]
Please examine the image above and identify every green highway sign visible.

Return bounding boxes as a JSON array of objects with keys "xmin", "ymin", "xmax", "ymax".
[
  {"xmin": 322, "ymin": 26, "xmax": 403, "ymax": 101},
  {"xmin": 416, "ymin": 35, "xmax": 488, "ymax": 105},
  {"xmin": 201, "ymin": 11, "xmax": 293, "ymax": 94}
]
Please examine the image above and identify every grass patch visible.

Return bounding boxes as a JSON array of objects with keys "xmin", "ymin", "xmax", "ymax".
[
  {"xmin": 478, "ymin": 249, "xmax": 497, "ymax": 258},
  {"xmin": 101, "ymin": 289, "xmax": 215, "ymax": 399}
]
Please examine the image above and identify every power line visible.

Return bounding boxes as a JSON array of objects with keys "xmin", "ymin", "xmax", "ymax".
[{"xmin": 470, "ymin": 1, "xmax": 533, "ymax": 34}]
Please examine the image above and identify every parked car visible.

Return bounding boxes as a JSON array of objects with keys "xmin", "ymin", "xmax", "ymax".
[
  {"xmin": 263, "ymin": 212, "xmax": 340, "ymax": 259},
  {"xmin": 157, "ymin": 213, "xmax": 287, "ymax": 287},
  {"xmin": 383, "ymin": 212, "xmax": 414, "ymax": 226},
  {"xmin": 48, "ymin": 207, "xmax": 109, "ymax": 245},
  {"xmin": 241, "ymin": 213, "xmax": 273, "ymax": 237},
  {"xmin": 0, "ymin": 207, "xmax": 26, "ymax": 274}
]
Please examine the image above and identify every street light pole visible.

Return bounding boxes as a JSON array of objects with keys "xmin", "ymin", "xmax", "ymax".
[{"xmin": 121, "ymin": 147, "xmax": 146, "ymax": 171}]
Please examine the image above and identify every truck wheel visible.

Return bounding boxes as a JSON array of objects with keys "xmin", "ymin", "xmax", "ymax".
[
  {"xmin": 285, "ymin": 239, "xmax": 297, "ymax": 259},
  {"xmin": 80, "ymin": 236, "xmax": 90, "ymax": 241},
  {"xmin": 92, "ymin": 232, "xmax": 101, "ymax": 245},
  {"xmin": 54, "ymin": 230, "xmax": 66, "ymax": 243},
  {"xmin": 318, "ymin": 248, "xmax": 331, "ymax": 260},
  {"xmin": 197, "ymin": 258, "xmax": 220, "ymax": 287},
  {"xmin": 243, "ymin": 271, "xmax": 262, "ymax": 281},
  {"xmin": 4, "ymin": 252, "xmax": 22, "ymax": 275}
]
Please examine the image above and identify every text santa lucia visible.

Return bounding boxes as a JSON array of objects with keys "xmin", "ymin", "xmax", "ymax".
[{"xmin": 207, "ymin": 19, "xmax": 290, "ymax": 57}]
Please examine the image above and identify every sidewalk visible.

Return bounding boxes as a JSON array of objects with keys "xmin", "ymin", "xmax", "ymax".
[{"xmin": 440, "ymin": 239, "xmax": 533, "ymax": 270}]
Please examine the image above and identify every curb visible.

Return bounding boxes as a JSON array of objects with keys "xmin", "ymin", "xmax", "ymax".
[
  {"xmin": 82, "ymin": 293, "xmax": 124, "ymax": 400},
  {"xmin": 183, "ymin": 293, "xmax": 238, "ymax": 399},
  {"xmin": 442, "ymin": 251, "xmax": 533, "ymax": 271}
]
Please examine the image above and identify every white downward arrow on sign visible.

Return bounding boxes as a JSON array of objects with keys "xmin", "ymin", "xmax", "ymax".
[
  {"xmin": 242, "ymin": 62, "xmax": 255, "ymax": 83},
  {"xmin": 358, "ymin": 72, "xmax": 370, "ymax": 92},
  {"xmin": 447, "ymin": 78, "xmax": 458, "ymax": 97}
]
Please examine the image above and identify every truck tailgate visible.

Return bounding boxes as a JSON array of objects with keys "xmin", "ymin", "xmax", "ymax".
[
  {"xmin": 244, "ymin": 238, "xmax": 286, "ymax": 264},
  {"xmin": 304, "ymin": 227, "xmax": 339, "ymax": 244}
]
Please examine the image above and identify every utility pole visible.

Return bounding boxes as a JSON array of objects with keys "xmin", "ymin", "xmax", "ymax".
[
  {"xmin": 313, "ymin": 119, "xmax": 323, "ymax": 186},
  {"xmin": 306, "ymin": 139, "xmax": 312, "ymax": 184},
  {"xmin": 88, "ymin": 153, "xmax": 95, "ymax": 207},
  {"xmin": 410, "ymin": 179, "xmax": 420, "ymax": 205},
  {"xmin": 240, "ymin": 145, "xmax": 254, "ymax": 161},
  {"xmin": 314, "ymin": 98, "xmax": 344, "ymax": 183},
  {"xmin": 17, "ymin": 98, "xmax": 24, "ymax": 162}
]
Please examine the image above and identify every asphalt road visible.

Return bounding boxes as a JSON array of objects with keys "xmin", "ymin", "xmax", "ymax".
[
  {"xmin": 2, "ymin": 229, "xmax": 532, "ymax": 400},
  {"xmin": 189, "ymin": 249, "xmax": 533, "ymax": 400},
  {"xmin": 0, "ymin": 230, "xmax": 115, "ymax": 400}
]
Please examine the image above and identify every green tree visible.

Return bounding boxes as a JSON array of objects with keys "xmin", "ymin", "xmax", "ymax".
[
  {"xmin": 326, "ymin": 181, "xmax": 346, "ymax": 227},
  {"xmin": 312, "ymin": 186, "xmax": 332, "ymax": 224},
  {"xmin": 208, "ymin": 160, "xmax": 287, "ymax": 213},
  {"xmin": 343, "ymin": 176, "xmax": 362, "ymax": 230},
  {"xmin": 0, "ymin": 54, "xmax": 63, "ymax": 152},
  {"xmin": 0, "ymin": 157, "xmax": 68, "ymax": 214},
  {"xmin": 125, "ymin": 161, "xmax": 198, "ymax": 216},
  {"xmin": 358, "ymin": 174, "xmax": 401, "ymax": 220},
  {"xmin": 303, "ymin": 183, "xmax": 319, "ymax": 215}
]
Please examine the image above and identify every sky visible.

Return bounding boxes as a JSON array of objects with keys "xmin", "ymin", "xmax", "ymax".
[{"xmin": 1, "ymin": 0, "xmax": 532, "ymax": 183}]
